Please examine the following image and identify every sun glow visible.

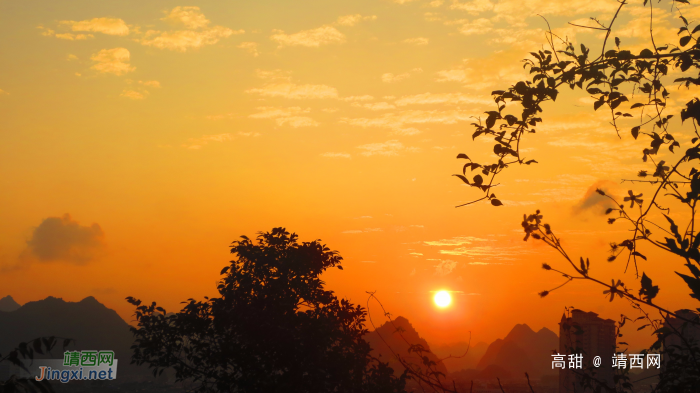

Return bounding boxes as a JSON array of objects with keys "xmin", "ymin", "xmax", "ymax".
[{"xmin": 433, "ymin": 291, "xmax": 451, "ymax": 308}]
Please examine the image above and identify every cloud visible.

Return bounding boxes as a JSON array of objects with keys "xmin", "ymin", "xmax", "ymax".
[
  {"xmin": 424, "ymin": 236, "xmax": 489, "ymax": 246},
  {"xmin": 341, "ymin": 95, "xmax": 375, "ymax": 101},
  {"xmin": 436, "ymin": 69, "xmax": 467, "ymax": 83},
  {"xmin": 449, "ymin": 0, "xmax": 494, "ymax": 14},
  {"xmin": 341, "ymin": 109, "xmax": 475, "ymax": 134},
  {"xmin": 248, "ymin": 106, "xmax": 318, "ymax": 128},
  {"xmin": 120, "ymin": 89, "xmax": 147, "ymax": 100},
  {"xmin": 435, "ymin": 259, "xmax": 458, "ymax": 275},
  {"xmin": 140, "ymin": 26, "xmax": 242, "ymax": 51},
  {"xmin": 39, "ymin": 26, "xmax": 93, "ymax": 40},
  {"xmin": 454, "ymin": 18, "xmax": 493, "ymax": 35},
  {"xmin": 275, "ymin": 116, "xmax": 319, "ymax": 128},
  {"xmin": 238, "ymin": 42, "xmax": 259, "ymax": 56},
  {"xmin": 572, "ymin": 180, "xmax": 618, "ymax": 215},
  {"xmin": 249, "ymin": 106, "xmax": 310, "ymax": 119},
  {"xmin": 382, "ymin": 68, "xmax": 423, "ymax": 83},
  {"xmin": 449, "ymin": 0, "xmax": 616, "ymax": 17},
  {"xmin": 336, "ymin": 14, "xmax": 377, "ymax": 26},
  {"xmin": 394, "ymin": 92, "xmax": 491, "ymax": 106},
  {"xmin": 182, "ymin": 133, "xmax": 235, "ymax": 149},
  {"xmin": 139, "ymin": 6, "xmax": 242, "ymax": 52},
  {"xmin": 321, "ymin": 152, "xmax": 351, "ymax": 158},
  {"xmin": 90, "ymin": 48, "xmax": 135, "ymax": 75},
  {"xmin": 356, "ymin": 140, "xmax": 420, "ymax": 156},
  {"xmin": 161, "ymin": 6, "xmax": 210, "ymax": 29},
  {"xmin": 403, "ymin": 37, "xmax": 429, "ymax": 45},
  {"xmin": 246, "ymin": 83, "xmax": 338, "ymax": 99},
  {"xmin": 342, "ymin": 228, "xmax": 383, "ymax": 233},
  {"xmin": 271, "ymin": 25, "xmax": 345, "ymax": 47},
  {"xmin": 22, "ymin": 214, "xmax": 105, "ymax": 265},
  {"xmin": 60, "ymin": 17, "xmax": 130, "ymax": 36},
  {"xmin": 352, "ymin": 102, "xmax": 396, "ymax": 111},
  {"xmin": 139, "ymin": 80, "xmax": 161, "ymax": 88}
]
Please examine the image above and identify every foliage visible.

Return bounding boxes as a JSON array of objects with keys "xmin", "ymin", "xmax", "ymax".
[
  {"xmin": 0, "ymin": 337, "xmax": 73, "ymax": 393},
  {"xmin": 453, "ymin": 0, "xmax": 700, "ymax": 391},
  {"xmin": 127, "ymin": 227, "xmax": 407, "ymax": 393}
]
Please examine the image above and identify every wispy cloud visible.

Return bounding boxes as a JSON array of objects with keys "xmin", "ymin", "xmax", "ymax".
[
  {"xmin": 356, "ymin": 140, "xmax": 420, "ymax": 156},
  {"xmin": 237, "ymin": 42, "xmax": 259, "ymax": 57},
  {"xmin": 403, "ymin": 37, "xmax": 429, "ymax": 45},
  {"xmin": 60, "ymin": 17, "xmax": 130, "ymax": 36},
  {"xmin": 182, "ymin": 133, "xmax": 235, "ymax": 149},
  {"xmin": 336, "ymin": 14, "xmax": 377, "ymax": 26},
  {"xmin": 246, "ymin": 83, "xmax": 338, "ymax": 99},
  {"xmin": 120, "ymin": 89, "xmax": 147, "ymax": 100},
  {"xmin": 271, "ymin": 25, "xmax": 345, "ymax": 47},
  {"xmin": 382, "ymin": 68, "xmax": 423, "ymax": 83},
  {"xmin": 140, "ymin": 6, "xmax": 243, "ymax": 51},
  {"xmin": 321, "ymin": 152, "xmax": 351, "ymax": 158},
  {"xmin": 342, "ymin": 228, "xmax": 383, "ymax": 233},
  {"xmin": 424, "ymin": 236, "xmax": 489, "ymax": 246},
  {"xmin": 435, "ymin": 259, "xmax": 458, "ymax": 275}
]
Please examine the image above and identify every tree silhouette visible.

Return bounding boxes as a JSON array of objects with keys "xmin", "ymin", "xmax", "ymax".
[
  {"xmin": 454, "ymin": 0, "xmax": 700, "ymax": 391},
  {"xmin": 127, "ymin": 227, "xmax": 407, "ymax": 393},
  {"xmin": 0, "ymin": 336, "xmax": 73, "ymax": 393}
]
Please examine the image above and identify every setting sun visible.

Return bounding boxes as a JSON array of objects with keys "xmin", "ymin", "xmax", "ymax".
[{"xmin": 433, "ymin": 291, "xmax": 451, "ymax": 308}]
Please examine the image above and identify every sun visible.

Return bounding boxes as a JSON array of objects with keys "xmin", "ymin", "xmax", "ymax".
[{"xmin": 433, "ymin": 291, "xmax": 451, "ymax": 308}]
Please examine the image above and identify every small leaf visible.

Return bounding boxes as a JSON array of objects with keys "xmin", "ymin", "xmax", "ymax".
[
  {"xmin": 491, "ymin": 199, "xmax": 503, "ymax": 206},
  {"xmin": 457, "ymin": 153, "xmax": 470, "ymax": 160},
  {"xmin": 631, "ymin": 126, "xmax": 640, "ymax": 139}
]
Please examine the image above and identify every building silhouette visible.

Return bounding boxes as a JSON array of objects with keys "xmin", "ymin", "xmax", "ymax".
[{"xmin": 559, "ymin": 309, "xmax": 616, "ymax": 393}]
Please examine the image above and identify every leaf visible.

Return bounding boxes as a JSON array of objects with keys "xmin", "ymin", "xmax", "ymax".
[
  {"xmin": 491, "ymin": 199, "xmax": 503, "ymax": 206},
  {"xmin": 676, "ymin": 271, "xmax": 700, "ymax": 301},
  {"xmin": 631, "ymin": 103, "xmax": 644, "ymax": 109},
  {"xmin": 32, "ymin": 339, "xmax": 43, "ymax": 355},
  {"xmin": 457, "ymin": 153, "xmax": 470, "ymax": 160},
  {"xmin": 680, "ymin": 36, "xmax": 692, "ymax": 47},
  {"xmin": 594, "ymin": 99, "xmax": 605, "ymax": 111},
  {"xmin": 639, "ymin": 48, "xmax": 654, "ymax": 57},
  {"xmin": 631, "ymin": 251, "xmax": 647, "ymax": 261},
  {"xmin": 337, "ymin": 265, "xmax": 343, "ymax": 270},
  {"xmin": 453, "ymin": 174, "xmax": 470, "ymax": 185},
  {"xmin": 615, "ymin": 37, "xmax": 621, "ymax": 47},
  {"xmin": 631, "ymin": 126, "xmax": 640, "ymax": 139},
  {"xmin": 473, "ymin": 174, "xmax": 484, "ymax": 186}
]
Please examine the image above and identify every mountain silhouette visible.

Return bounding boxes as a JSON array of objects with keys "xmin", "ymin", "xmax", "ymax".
[
  {"xmin": 431, "ymin": 341, "xmax": 488, "ymax": 373},
  {"xmin": 0, "ymin": 296, "xmax": 149, "ymax": 381},
  {"xmin": 364, "ymin": 316, "xmax": 448, "ymax": 378},
  {"xmin": 476, "ymin": 323, "xmax": 558, "ymax": 378},
  {"xmin": 0, "ymin": 296, "xmax": 20, "ymax": 312}
]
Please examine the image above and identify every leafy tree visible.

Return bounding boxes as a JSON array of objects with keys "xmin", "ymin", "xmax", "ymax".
[
  {"xmin": 0, "ymin": 336, "xmax": 73, "ymax": 393},
  {"xmin": 127, "ymin": 227, "xmax": 407, "ymax": 393},
  {"xmin": 453, "ymin": 0, "xmax": 700, "ymax": 391}
]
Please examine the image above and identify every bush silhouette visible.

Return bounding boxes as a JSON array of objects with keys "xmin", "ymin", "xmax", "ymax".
[{"xmin": 127, "ymin": 227, "xmax": 407, "ymax": 393}]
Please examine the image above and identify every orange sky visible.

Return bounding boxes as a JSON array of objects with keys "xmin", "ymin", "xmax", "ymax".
[{"xmin": 2, "ymin": 0, "xmax": 699, "ymax": 351}]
